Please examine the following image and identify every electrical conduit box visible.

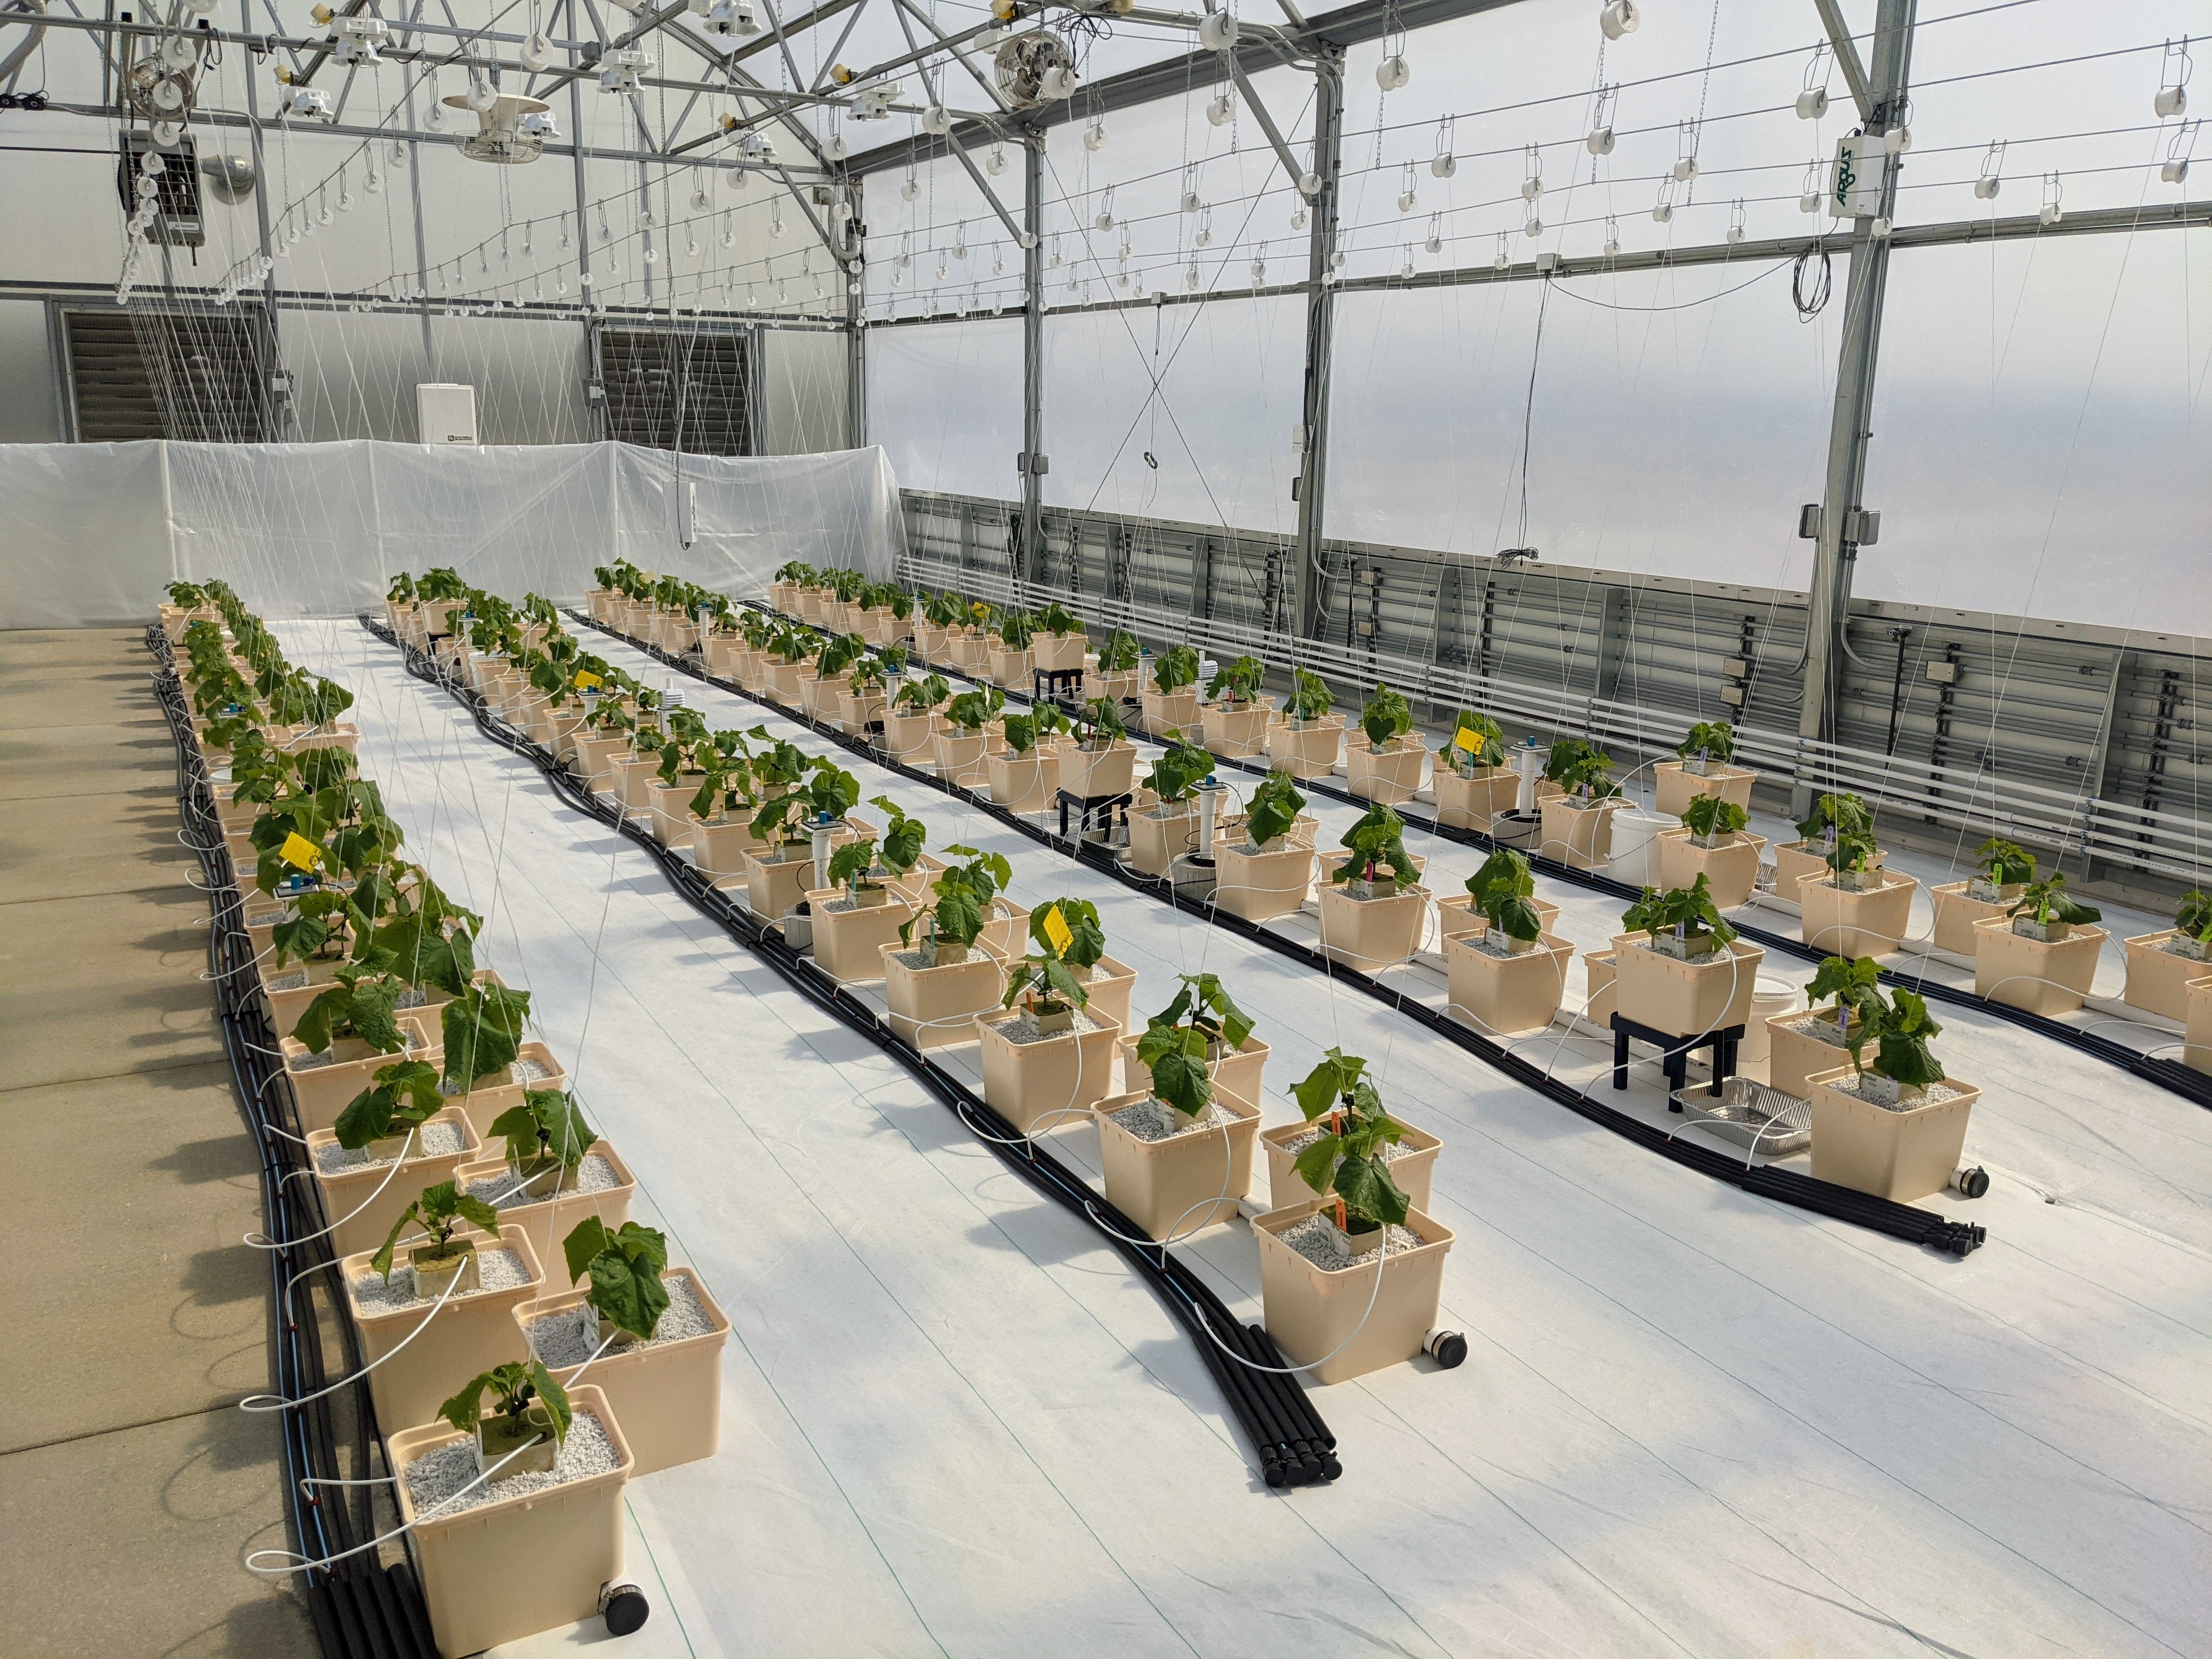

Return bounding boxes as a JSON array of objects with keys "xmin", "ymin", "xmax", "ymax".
[
  {"xmin": 1832, "ymin": 134, "xmax": 1890, "ymax": 218},
  {"xmin": 416, "ymin": 382, "xmax": 479, "ymax": 445}
]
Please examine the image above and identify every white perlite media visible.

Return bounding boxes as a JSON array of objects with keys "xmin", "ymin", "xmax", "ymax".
[
  {"xmin": 1108, "ymin": 1098, "xmax": 1234, "ymax": 1142},
  {"xmin": 349, "ymin": 1248, "xmax": 531, "ymax": 1316},
  {"xmin": 1279, "ymin": 1213, "xmax": 1423, "ymax": 1272},
  {"xmin": 512, "ymin": 1056, "xmax": 553, "ymax": 1082},
  {"xmin": 402, "ymin": 1410, "xmax": 618, "ymax": 1517},
  {"xmin": 1829, "ymin": 1075, "xmax": 1967, "ymax": 1112},
  {"xmin": 314, "ymin": 1119, "xmax": 468, "ymax": 1174},
  {"xmin": 1780, "ymin": 1014, "xmax": 1855, "ymax": 1047},
  {"xmin": 1001, "ymin": 1008, "xmax": 1105, "ymax": 1045},
  {"xmin": 1278, "ymin": 1122, "xmax": 1419, "ymax": 1163},
  {"xmin": 524, "ymin": 1274, "xmax": 713, "ymax": 1368},
  {"xmin": 467, "ymin": 1152, "xmax": 621, "ymax": 1209},
  {"xmin": 265, "ymin": 970, "xmax": 309, "ymax": 992}
]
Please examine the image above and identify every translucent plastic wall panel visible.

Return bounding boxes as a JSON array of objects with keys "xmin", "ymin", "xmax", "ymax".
[
  {"xmin": 1859, "ymin": 229, "xmax": 2212, "ymax": 635},
  {"xmin": 1040, "ymin": 61, "xmax": 1314, "ymax": 307},
  {"xmin": 1327, "ymin": 261, "xmax": 1833, "ymax": 588},
  {"xmin": 861, "ymin": 151, "xmax": 1024, "ymax": 319},
  {"xmin": 1905, "ymin": 0, "xmax": 2198, "ymax": 223},
  {"xmin": 763, "ymin": 326, "xmax": 854, "ymax": 454},
  {"xmin": 869, "ymin": 318, "xmax": 1023, "ymax": 499},
  {"xmin": 1044, "ymin": 296, "xmax": 1303, "ymax": 537},
  {"xmin": 1327, "ymin": 0, "xmax": 1858, "ymax": 285}
]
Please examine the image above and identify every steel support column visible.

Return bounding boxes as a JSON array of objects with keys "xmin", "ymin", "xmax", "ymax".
[
  {"xmin": 1287, "ymin": 45, "xmax": 1345, "ymax": 642},
  {"xmin": 566, "ymin": 0, "xmax": 602, "ymax": 440},
  {"xmin": 1796, "ymin": 0, "xmax": 1916, "ymax": 809},
  {"xmin": 846, "ymin": 179, "xmax": 867, "ymax": 450},
  {"xmin": 1019, "ymin": 128, "xmax": 1046, "ymax": 584}
]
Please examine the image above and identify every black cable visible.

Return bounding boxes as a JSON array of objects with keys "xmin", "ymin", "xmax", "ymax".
[{"xmin": 1792, "ymin": 238, "xmax": 1833, "ymax": 319}]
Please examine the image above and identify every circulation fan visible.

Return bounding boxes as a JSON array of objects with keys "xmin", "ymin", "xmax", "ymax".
[
  {"xmin": 446, "ymin": 91, "xmax": 555, "ymax": 163},
  {"xmin": 993, "ymin": 31, "xmax": 1076, "ymax": 109}
]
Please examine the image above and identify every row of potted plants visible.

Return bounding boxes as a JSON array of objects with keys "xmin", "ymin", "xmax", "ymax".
[{"xmin": 190, "ymin": 578, "xmax": 733, "ymax": 1655}]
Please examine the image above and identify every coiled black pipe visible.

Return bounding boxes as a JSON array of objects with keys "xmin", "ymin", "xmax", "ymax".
[
  {"xmin": 560, "ymin": 608, "xmax": 1985, "ymax": 1257},
  {"xmin": 147, "ymin": 629, "xmax": 437, "ymax": 1659},
  {"xmin": 364, "ymin": 619, "xmax": 1339, "ymax": 1489}
]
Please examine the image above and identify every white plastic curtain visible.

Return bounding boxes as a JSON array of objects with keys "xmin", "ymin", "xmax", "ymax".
[{"xmin": 0, "ymin": 439, "xmax": 907, "ymax": 628}]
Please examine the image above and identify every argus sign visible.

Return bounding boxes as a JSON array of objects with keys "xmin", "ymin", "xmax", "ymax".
[{"xmin": 1832, "ymin": 134, "xmax": 1891, "ymax": 219}]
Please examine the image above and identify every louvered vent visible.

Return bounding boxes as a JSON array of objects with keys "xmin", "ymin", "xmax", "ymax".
[
  {"xmin": 63, "ymin": 308, "xmax": 278, "ymax": 442},
  {"xmin": 115, "ymin": 132, "xmax": 205, "ymax": 248},
  {"xmin": 596, "ymin": 326, "xmax": 754, "ymax": 455}
]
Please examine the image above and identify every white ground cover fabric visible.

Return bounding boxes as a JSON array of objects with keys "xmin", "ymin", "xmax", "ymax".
[{"xmin": 284, "ymin": 618, "xmax": 2211, "ymax": 1659}]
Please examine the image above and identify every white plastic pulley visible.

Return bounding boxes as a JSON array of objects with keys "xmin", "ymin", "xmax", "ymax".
[
  {"xmin": 467, "ymin": 76, "xmax": 498, "ymax": 114},
  {"xmin": 901, "ymin": 176, "xmax": 919, "ymax": 201},
  {"xmin": 1523, "ymin": 215, "xmax": 1542, "ymax": 236},
  {"xmin": 1587, "ymin": 126, "xmax": 1614, "ymax": 155},
  {"xmin": 1884, "ymin": 125, "xmax": 1911, "ymax": 154},
  {"xmin": 1019, "ymin": 231, "xmax": 1037, "ymax": 249},
  {"xmin": 1726, "ymin": 223, "xmax": 1745, "ymax": 244},
  {"xmin": 1672, "ymin": 156, "xmax": 1698, "ymax": 182},
  {"xmin": 826, "ymin": 134, "xmax": 849, "ymax": 161},
  {"xmin": 1521, "ymin": 174, "xmax": 1543, "ymax": 201},
  {"xmin": 520, "ymin": 33, "xmax": 556, "ymax": 72},
  {"xmin": 2155, "ymin": 85, "xmax": 2186, "ymax": 119},
  {"xmin": 725, "ymin": 167, "xmax": 749, "ymax": 193},
  {"xmin": 1870, "ymin": 216, "xmax": 1892, "ymax": 239},
  {"xmin": 691, "ymin": 183, "xmax": 712, "ymax": 210},
  {"xmin": 1800, "ymin": 190, "xmax": 1821, "ymax": 212},
  {"xmin": 1297, "ymin": 171, "xmax": 1321, "ymax": 197},
  {"xmin": 1431, "ymin": 151, "xmax": 1456, "ymax": 177},
  {"xmin": 1181, "ymin": 188, "xmax": 1200, "ymax": 212},
  {"xmin": 1375, "ymin": 54, "xmax": 1409, "ymax": 92},
  {"xmin": 1796, "ymin": 88, "xmax": 1829, "ymax": 120},
  {"xmin": 1397, "ymin": 188, "xmax": 1416, "ymax": 212},
  {"xmin": 922, "ymin": 105, "xmax": 952, "ymax": 135},
  {"xmin": 1425, "ymin": 228, "xmax": 1441, "ymax": 252},
  {"xmin": 985, "ymin": 144, "xmax": 1008, "ymax": 175},
  {"xmin": 1973, "ymin": 176, "xmax": 2000, "ymax": 200},
  {"xmin": 1652, "ymin": 201, "xmax": 1673, "ymax": 223},
  {"xmin": 1290, "ymin": 205, "xmax": 1308, "ymax": 229},
  {"xmin": 1083, "ymin": 120, "xmax": 1108, "ymax": 151},
  {"xmin": 1599, "ymin": 0, "xmax": 1638, "ymax": 41},
  {"xmin": 1207, "ymin": 92, "xmax": 1234, "ymax": 127},
  {"xmin": 1040, "ymin": 64, "xmax": 1079, "ymax": 100},
  {"xmin": 1198, "ymin": 11, "xmax": 1237, "ymax": 52},
  {"xmin": 2163, "ymin": 158, "xmax": 2191, "ymax": 184},
  {"xmin": 151, "ymin": 120, "xmax": 184, "ymax": 146}
]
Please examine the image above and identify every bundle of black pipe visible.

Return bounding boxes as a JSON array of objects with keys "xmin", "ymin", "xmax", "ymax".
[{"xmin": 363, "ymin": 619, "xmax": 1340, "ymax": 1489}]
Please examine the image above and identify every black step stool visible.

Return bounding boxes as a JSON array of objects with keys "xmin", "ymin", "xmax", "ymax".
[
  {"xmin": 1610, "ymin": 1013, "xmax": 1744, "ymax": 1101},
  {"xmin": 1057, "ymin": 787, "xmax": 1132, "ymax": 844}
]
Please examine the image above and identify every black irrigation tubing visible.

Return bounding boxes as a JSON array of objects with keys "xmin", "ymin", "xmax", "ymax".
[
  {"xmin": 748, "ymin": 605, "xmax": 2212, "ymax": 1118},
  {"xmin": 566, "ymin": 607, "xmax": 1989, "ymax": 1259},
  {"xmin": 360, "ymin": 617, "xmax": 1343, "ymax": 1492},
  {"xmin": 145, "ymin": 628, "xmax": 437, "ymax": 1659}
]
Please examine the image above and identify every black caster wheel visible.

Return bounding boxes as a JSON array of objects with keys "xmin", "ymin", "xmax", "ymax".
[{"xmin": 600, "ymin": 1581, "xmax": 650, "ymax": 1637}]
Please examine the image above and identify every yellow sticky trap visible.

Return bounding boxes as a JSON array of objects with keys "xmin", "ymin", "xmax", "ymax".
[
  {"xmin": 574, "ymin": 670, "xmax": 603, "ymax": 691},
  {"xmin": 1041, "ymin": 904, "xmax": 1074, "ymax": 955},
  {"xmin": 1452, "ymin": 726, "xmax": 1481, "ymax": 754},
  {"xmin": 279, "ymin": 832, "xmax": 322, "ymax": 871}
]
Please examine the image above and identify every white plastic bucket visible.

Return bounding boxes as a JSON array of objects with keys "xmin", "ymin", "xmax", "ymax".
[
  {"xmin": 1605, "ymin": 809, "xmax": 1676, "ymax": 888},
  {"xmin": 1741, "ymin": 974, "xmax": 1799, "ymax": 1066}
]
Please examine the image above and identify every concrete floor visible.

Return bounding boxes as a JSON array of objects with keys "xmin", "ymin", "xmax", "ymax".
[{"xmin": 0, "ymin": 629, "xmax": 314, "ymax": 1657}]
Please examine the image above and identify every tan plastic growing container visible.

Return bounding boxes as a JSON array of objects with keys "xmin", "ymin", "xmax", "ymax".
[
  {"xmin": 450, "ymin": 1041, "xmax": 567, "ymax": 1143},
  {"xmin": 883, "ymin": 708, "xmax": 944, "ymax": 765},
  {"xmin": 1583, "ymin": 947, "xmax": 1619, "ymax": 1026},
  {"xmin": 1214, "ymin": 839, "xmax": 1317, "ymax": 922},
  {"xmin": 1799, "ymin": 871, "xmax": 1918, "ymax": 960},
  {"xmin": 1117, "ymin": 1030, "xmax": 1269, "ymax": 1109},
  {"xmin": 1260, "ymin": 1119, "xmax": 1442, "ymax": 1214},
  {"xmin": 1446, "ymin": 932, "xmax": 1574, "ymax": 1037},
  {"xmin": 837, "ymin": 685, "xmax": 889, "ymax": 734},
  {"xmin": 390, "ymin": 1386, "xmax": 631, "ymax": 1659},
  {"xmin": 1433, "ymin": 765, "xmax": 1521, "ymax": 830},
  {"xmin": 1127, "ymin": 805, "xmax": 1203, "ymax": 877},
  {"xmin": 1774, "ymin": 839, "xmax": 1886, "ymax": 901},
  {"xmin": 1610, "ymin": 933, "xmax": 1765, "ymax": 1037},
  {"xmin": 692, "ymin": 815, "xmax": 770, "ymax": 879},
  {"xmin": 1765, "ymin": 1008, "xmax": 1859, "ymax": 1099},
  {"xmin": 976, "ymin": 1007, "xmax": 1124, "ymax": 1132},
  {"xmin": 986, "ymin": 748, "xmax": 1061, "ymax": 815},
  {"xmin": 282, "ymin": 1017, "xmax": 439, "ymax": 1136},
  {"xmin": 1266, "ymin": 715, "xmax": 1344, "ymax": 781},
  {"xmin": 1252, "ymin": 1199, "xmax": 1455, "ymax": 1385},
  {"xmin": 1093, "ymin": 1090, "xmax": 1261, "ymax": 1241},
  {"xmin": 743, "ymin": 838, "xmax": 842, "ymax": 924},
  {"xmin": 1090, "ymin": 667, "xmax": 1142, "ymax": 704},
  {"xmin": 308, "ymin": 1109, "xmax": 483, "ymax": 1261},
  {"xmin": 613, "ymin": 754, "xmax": 661, "ymax": 816},
  {"xmin": 452, "ymin": 1142, "xmax": 637, "ymax": 1273},
  {"xmin": 1346, "ymin": 734, "xmax": 1427, "ymax": 804},
  {"xmin": 518, "ymin": 1267, "xmax": 731, "ymax": 1476},
  {"xmin": 1928, "ymin": 880, "xmax": 2015, "ymax": 956},
  {"xmin": 946, "ymin": 629, "xmax": 990, "ymax": 672},
  {"xmin": 1655, "ymin": 827, "xmax": 1767, "ymax": 911},
  {"xmin": 1434, "ymin": 893, "xmax": 1561, "ymax": 947},
  {"xmin": 343, "ymin": 1224, "xmax": 543, "ymax": 1433},
  {"xmin": 1034, "ymin": 631, "xmax": 1088, "ymax": 672},
  {"xmin": 1653, "ymin": 760, "xmax": 1757, "ymax": 816},
  {"xmin": 1807, "ymin": 1066, "xmax": 1981, "ymax": 1203},
  {"xmin": 984, "ymin": 643, "xmax": 1035, "ymax": 686},
  {"xmin": 1060, "ymin": 740, "xmax": 1137, "ymax": 799},
  {"xmin": 1201, "ymin": 698, "xmax": 1274, "ymax": 758},
  {"xmin": 1539, "ymin": 794, "xmax": 1626, "ymax": 871},
  {"xmin": 1316, "ymin": 882, "xmax": 1430, "ymax": 973},
  {"xmin": 1139, "ymin": 687, "xmax": 1201, "ymax": 741},
  {"xmin": 1062, "ymin": 954, "xmax": 1137, "ymax": 1035},
  {"xmin": 646, "ymin": 778, "xmax": 705, "ymax": 847},
  {"xmin": 763, "ymin": 658, "xmax": 808, "ymax": 706},
  {"xmin": 1972, "ymin": 917, "xmax": 2107, "ymax": 1015},
  {"xmin": 2121, "ymin": 930, "xmax": 2208, "ymax": 1023},
  {"xmin": 798, "ymin": 672, "xmax": 845, "ymax": 726},
  {"xmin": 804, "ymin": 887, "xmax": 915, "ymax": 983},
  {"xmin": 934, "ymin": 728, "xmax": 992, "ymax": 787},
  {"xmin": 976, "ymin": 896, "xmax": 1030, "ymax": 959},
  {"xmin": 2186, "ymin": 976, "xmax": 2212, "ymax": 1072},
  {"xmin": 573, "ymin": 732, "xmax": 629, "ymax": 792},
  {"xmin": 881, "ymin": 940, "xmax": 1006, "ymax": 1049}
]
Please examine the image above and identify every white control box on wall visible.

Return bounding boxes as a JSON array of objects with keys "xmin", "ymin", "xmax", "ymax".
[{"xmin": 416, "ymin": 383, "xmax": 479, "ymax": 445}]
